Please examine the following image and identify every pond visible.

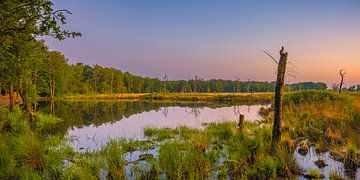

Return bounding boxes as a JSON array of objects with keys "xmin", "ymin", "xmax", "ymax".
[
  {"xmin": 39, "ymin": 100, "xmax": 359, "ymax": 179},
  {"xmin": 39, "ymin": 100, "xmax": 267, "ymax": 151}
]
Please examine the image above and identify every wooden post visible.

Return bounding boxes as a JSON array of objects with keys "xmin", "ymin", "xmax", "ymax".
[
  {"xmin": 238, "ymin": 114, "xmax": 245, "ymax": 130},
  {"xmin": 272, "ymin": 47, "xmax": 288, "ymax": 149}
]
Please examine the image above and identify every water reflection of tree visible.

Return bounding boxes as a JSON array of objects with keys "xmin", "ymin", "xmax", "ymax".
[
  {"xmin": 162, "ymin": 106, "xmax": 168, "ymax": 118},
  {"xmin": 233, "ymin": 106, "xmax": 240, "ymax": 115},
  {"xmin": 233, "ymin": 105, "xmax": 252, "ymax": 115},
  {"xmin": 37, "ymin": 101, "xmax": 262, "ymax": 136},
  {"xmin": 185, "ymin": 107, "xmax": 201, "ymax": 118}
]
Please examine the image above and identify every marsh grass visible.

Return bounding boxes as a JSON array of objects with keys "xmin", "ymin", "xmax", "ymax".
[
  {"xmin": 65, "ymin": 92, "xmax": 273, "ymax": 103},
  {"xmin": 282, "ymin": 91, "xmax": 359, "ymax": 146},
  {"xmin": 34, "ymin": 112, "xmax": 63, "ymax": 134},
  {"xmin": 329, "ymin": 171, "xmax": 345, "ymax": 180},
  {"xmin": 143, "ymin": 121, "xmax": 300, "ymax": 179},
  {"xmin": 0, "ymin": 90, "xmax": 359, "ymax": 179}
]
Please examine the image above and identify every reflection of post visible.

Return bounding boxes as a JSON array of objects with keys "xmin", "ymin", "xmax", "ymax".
[
  {"xmin": 162, "ymin": 106, "xmax": 168, "ymax": 118},
  {"xmin": 238, "ymin": 114, "xmax": 244, "ymax": 130},
  {"xmin": 50, "ymin": 100, "xmax": 55, "ymax": 114},
  {"xmin": 188, "ymin": 107, "xmax": 200, "ymax": 118},
  {"xmin": 233, "ymin": 106, "xmax": 240, "ymax": 115},
  {"xmin": 111, "ymin": 102, "xmax": 114, "ymax": 120}
]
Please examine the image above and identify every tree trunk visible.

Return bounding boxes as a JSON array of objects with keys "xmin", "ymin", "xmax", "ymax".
[
  {"xmin": 272, "ymin": 47, "xmax": 288, "ymax": 149},
  {"xmin": 339, "ymin": 79, "xmax": 343, "ymax": 94},
  {"xmin": 338, "ymin": 70, "xmax": 346, "ymax": 94},
  {"xmin": 33, "ymin": 71, "xmax": 37, "ymax": 112},
  {"xmin": 19, "ymin": 90, "xmax": 34, "ymax": 120},
  {"xmin": 50, "ymin": 78, "xmax": 55, "ymax": 114},
  {"xmin": 9, "ymin": 82, "xmax": 14, "ymax": 110}
]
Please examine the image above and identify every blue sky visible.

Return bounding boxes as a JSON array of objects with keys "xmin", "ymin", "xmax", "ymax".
[{"xmin": 45, "ymin": 0, "xmax": 360, "ymax": 85}]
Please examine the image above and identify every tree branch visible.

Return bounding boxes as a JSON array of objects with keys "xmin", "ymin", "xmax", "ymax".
[{"xmin": 263, "ymin": 50, "xmax": 278, "ymax": 64}]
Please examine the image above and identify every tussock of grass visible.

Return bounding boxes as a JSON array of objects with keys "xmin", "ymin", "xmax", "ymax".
[
  {"xmin": 0, "ymin": 138, "xmax": 15, "ymax": 177},
  {"xmin": 34, "ymin": 112, "xmax": 63, "ymax": 134},
  {"xmin": 13, "ymin": 134, "xmax": 45, "ymax": 171}
]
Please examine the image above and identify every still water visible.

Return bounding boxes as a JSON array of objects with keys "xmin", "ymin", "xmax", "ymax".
[
  {"xmin": 40, "ymin": 100, "xmax": 359, "ymax": 179},
  {"xmin": 40, "ymin": 100, "xmax": 266, "ymax": 151}
]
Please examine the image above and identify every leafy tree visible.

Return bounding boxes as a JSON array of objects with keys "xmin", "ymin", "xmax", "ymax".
[{"xmin": 0, "ymin": 0, "xmax": 80, "ymax": 115}]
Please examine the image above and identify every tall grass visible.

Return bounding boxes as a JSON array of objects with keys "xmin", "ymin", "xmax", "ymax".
[{"xmin": 0, "ymin": 90, "xmax": 359, "ymax": 179}]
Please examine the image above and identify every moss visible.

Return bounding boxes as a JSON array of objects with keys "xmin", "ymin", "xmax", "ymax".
[{"xmin": 304, "ymin": 169, "xmax": 324, "ymax": 179}]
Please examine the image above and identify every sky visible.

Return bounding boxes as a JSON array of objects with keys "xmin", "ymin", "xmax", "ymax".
[{"xmin": 44, "ymin": 0, "xmax": 360, "ymax": 86}]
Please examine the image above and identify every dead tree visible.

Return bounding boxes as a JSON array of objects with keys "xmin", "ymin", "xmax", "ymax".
[
  {"xmin": 247, "ymin": 79, "xmax": 250, "ymax": 93},
  {"xmin": 111, "ymin": 71, "xmax": 114, "ymax": 94},
  {"xmin": 264, "ymin": 47, "xmax": 288, "ymax": 149},
  {"xmin": 338, "ymin": 69, "xmax": 346, "ymax": 94},
  {"xmin": 234, "ymin": 76, "xmax": 240, "ymax": 92},
  {"xmin": 163, "ymin": 74, "xmax": 168, "ymax": 93},
  {"xmin": 193, "ymin": 75, "xmax": 199, "ymax": 93}
]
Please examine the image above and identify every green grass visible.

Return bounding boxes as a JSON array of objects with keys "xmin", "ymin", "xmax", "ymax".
[
  {"xmin": 306, "ymin": 169, "xmax": 323, "ymax": 179},
  {"xmin": 0, "ymin": 90, "xmax": 359, "ymax": 179}
]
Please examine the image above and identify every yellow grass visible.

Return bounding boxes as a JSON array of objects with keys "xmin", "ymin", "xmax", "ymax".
[{"xmin": 64, "ymin": 92, "xmax": 274, "ymax": 102}]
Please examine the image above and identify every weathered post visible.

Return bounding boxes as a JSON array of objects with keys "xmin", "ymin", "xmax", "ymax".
[
  {"xmin": 238, "ymin": 114, "xmax": 245, "ymax": 130},
  {"xmin": 272, "ymin": 47, "xmax": 288, "ymax": 149}
]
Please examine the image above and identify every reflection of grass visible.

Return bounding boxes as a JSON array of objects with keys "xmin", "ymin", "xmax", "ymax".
[{"xmin": 65, "ymin": 92, "xmax": 274, "ymax": 103}]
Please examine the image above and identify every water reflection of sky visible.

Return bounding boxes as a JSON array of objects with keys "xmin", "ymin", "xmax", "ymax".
[
  {"xmin": 295, "ymin": 146, "xmax": 360, "ymax": 179},
  {"xmin": 67, "ymin": 105, "xmax": 265, "ymax": 151}
]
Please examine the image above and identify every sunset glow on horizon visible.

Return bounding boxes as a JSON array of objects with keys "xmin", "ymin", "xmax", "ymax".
[{"xmin": 45, "ymin": 0, "xmax": 360, "ymax": 86}]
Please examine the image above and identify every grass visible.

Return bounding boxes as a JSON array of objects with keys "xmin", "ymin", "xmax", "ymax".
[
  {"xmin": 0, "ymin": 90, "xmax": 359, "ymax": 179},
  {"xmin": 329, "ymin": 171, "xmax": 345, "ymax": 180},
  {"xmin": 305, "ymin": 168, "xmax": 324, "ymax": 179},
  {"xmin": 64, "ymin": 92, "xmax": 274, "ymax": 103}
]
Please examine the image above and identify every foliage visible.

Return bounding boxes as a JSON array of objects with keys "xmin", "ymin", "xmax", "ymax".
[{"xmin": 283, "ymin": 90, "xmax": 350, "ymax": 105}]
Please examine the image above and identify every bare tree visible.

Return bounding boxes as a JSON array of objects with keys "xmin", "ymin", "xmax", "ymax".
[
  {"xmin": 193, "ymin": 75, "xmax": 199, "ymax": 93},
  {"xmin": 111, "ymin": 70, "xmax": 114, "ymax": 94},
  {"xmin": 264, "ymin": 46, "xmax": 288, "ymax": 149},
  {"xmin": 163, "ymin": 74, "xmax": 168, "ymax": 93},
  {"xmin": 338, "ymin": 69, "xmax": 346, "ymax": 94},
  {"xmin": 234, "ymin": 76, "xmax": 240, "ymax": 92}
]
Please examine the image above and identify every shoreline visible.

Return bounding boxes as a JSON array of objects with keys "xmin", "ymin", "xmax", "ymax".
[{"xmin": 63, "ymin": 92, "xmax": 274, "ymax": 102}]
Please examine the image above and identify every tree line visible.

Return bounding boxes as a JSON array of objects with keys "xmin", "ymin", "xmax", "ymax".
[
  {"xmin": 0, "ymin": 56, "xmax": 331, "ymax": 97},
  {"xmin": 1, "ymin": 0, "xmax": 357, "ymax": 116}
]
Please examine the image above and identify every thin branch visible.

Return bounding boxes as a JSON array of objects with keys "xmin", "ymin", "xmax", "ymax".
[{"xmin": 263, "ymin": 50, "xmax": 278, "ymax": 64}]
